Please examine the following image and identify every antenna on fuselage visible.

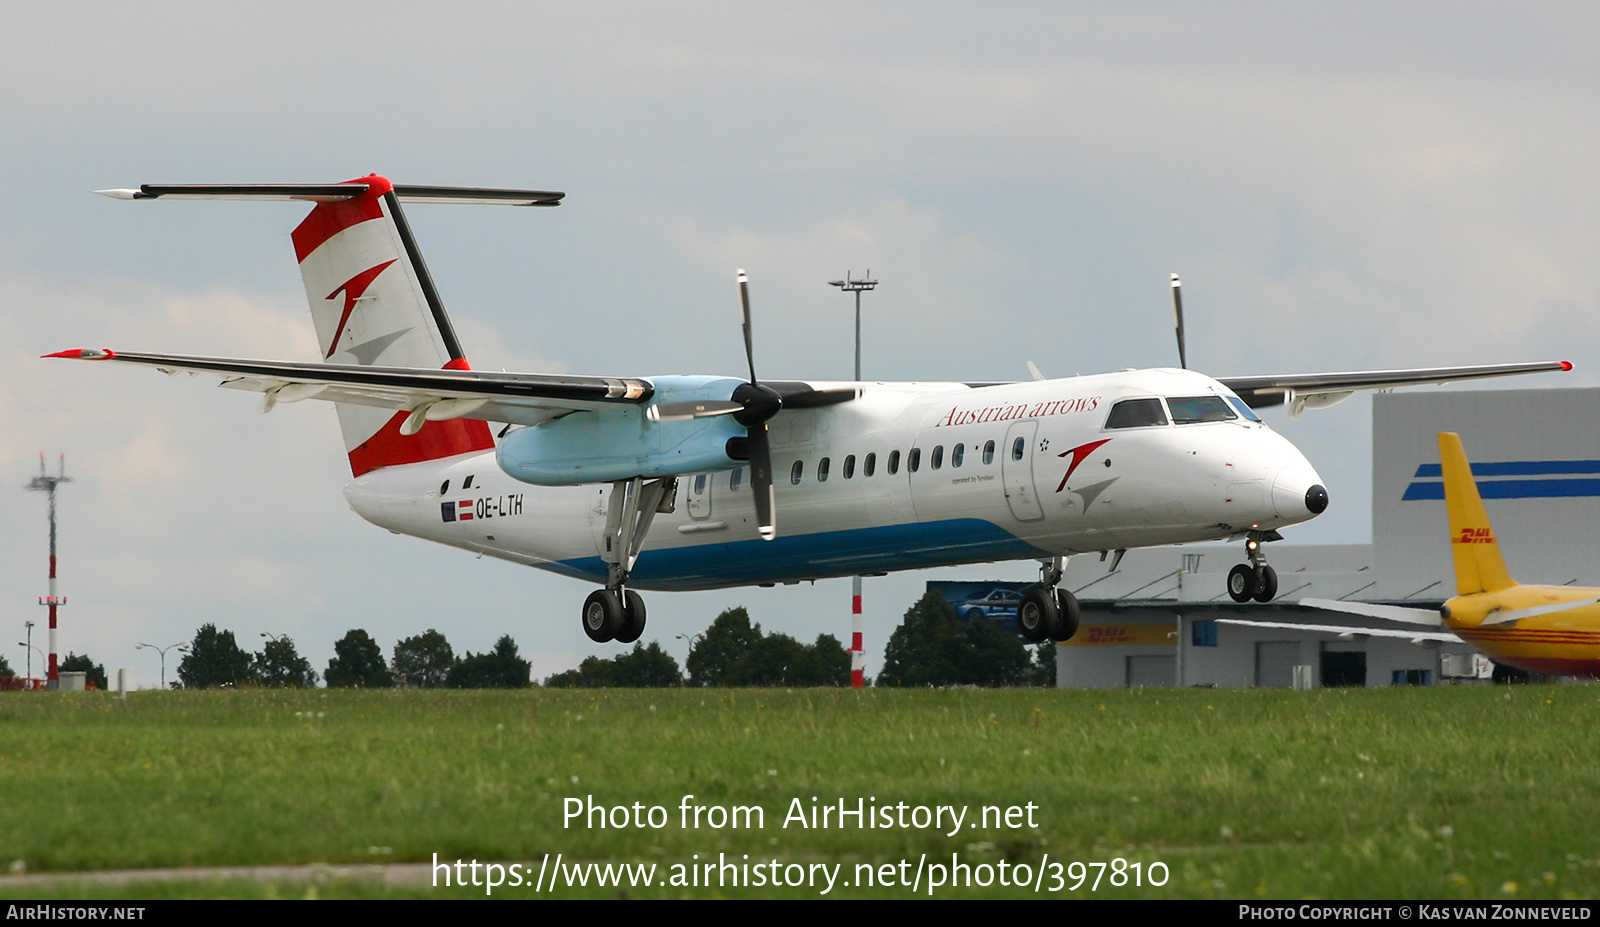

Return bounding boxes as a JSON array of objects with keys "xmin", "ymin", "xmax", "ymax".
[{"xmin": 1170, "ymin": 273, "xmax": 1188, "ymax": 369}]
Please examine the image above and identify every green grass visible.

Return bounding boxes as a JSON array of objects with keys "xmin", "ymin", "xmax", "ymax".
[{"xmin": 1, "ymin": 685, "xmax": 1597, "ymax": 899}]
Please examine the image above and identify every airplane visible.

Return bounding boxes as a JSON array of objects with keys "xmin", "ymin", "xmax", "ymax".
[
  {"xmin": 1222, "ymin": 432, "xmax": 1600, "ymax": 678},
  {"xmin": 49, "ymin": 176, "xmax": 1573, "ymax": 646}
]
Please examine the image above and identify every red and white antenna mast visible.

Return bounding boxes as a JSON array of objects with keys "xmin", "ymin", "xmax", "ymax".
[{"xmin": 26, "ymin": 453, "xmax": 71, "ymax": 689}]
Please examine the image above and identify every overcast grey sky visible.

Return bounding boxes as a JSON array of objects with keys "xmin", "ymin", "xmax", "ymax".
[{"xmin": 3, "ymin": 3, "xmax": 1596, "ymax": 682}]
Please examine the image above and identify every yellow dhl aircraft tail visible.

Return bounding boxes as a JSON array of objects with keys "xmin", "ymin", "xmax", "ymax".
[{"xmin": 1438, "ymin": 431, "xmax": 1517, "ymax": 595}]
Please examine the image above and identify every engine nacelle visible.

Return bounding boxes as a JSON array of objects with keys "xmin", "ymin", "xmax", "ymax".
[{"xmin": 496, "ymin": 375, "xmax": 745, "ymax": 485}]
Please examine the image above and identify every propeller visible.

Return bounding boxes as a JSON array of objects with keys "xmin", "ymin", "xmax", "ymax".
[
  {"xmin": 645, "ymin": 270, "xmax": 859, "ymax": 540},
  {"xmin": 1170, "ymin": 273, "xmax": 1187, "ymax": 369}
]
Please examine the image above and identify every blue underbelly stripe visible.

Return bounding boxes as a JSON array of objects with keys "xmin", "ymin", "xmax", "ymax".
[{"xmin": 554, "ymin": 518, "xmax": 1049, "ymax": 591}]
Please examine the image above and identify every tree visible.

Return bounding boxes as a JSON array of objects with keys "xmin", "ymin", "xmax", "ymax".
[
  {"xmin": 177, "ymin": 624, "xmax": 255, "ymax": 689},
  {"xmin": 447, "ymin": 635, "xmax": 532, "ymax": 688},
  {"xmin": 1028, "ymin": 642, "xmax": 1057, "ymax": 688},
  {"xmin": 546, "ymin": 641, "xmax": 683, "ymax": 688},
  {"xmin": 325, "ymin": 629, "xmax": 394, "ymax": 688},
  {"xmin": 686, "ymin": 607, "xmax": 762, "ymax": 686},
  {"xmin": 392, "ymin": 629, "xmax": 455, "ymax": 688},
  {"xmin": 877, "ymin": 589, "xmax": 1030, "ymax": 687},
  {"xmin": 254, "ymin": 636, "xmax": 319, "ymax": 688},
  {"xmin": 60, "ymin": 652, "xmax": 108, "ymax": 690},
  {"xmin": 0, "ymin": 653, "xmax": 12, "ymax": 677},
  {"xmin": 685, "ymin": 608, "xmax": 851, "ymax": 687}
]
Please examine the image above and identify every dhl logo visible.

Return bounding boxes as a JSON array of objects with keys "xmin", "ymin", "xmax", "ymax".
[
  {"xmin": 1084, "ymin": 627, "xmax": 1137, "ymax": 644},
  {"xmin": 1455, "ymin": 527, "xmax": 1496, "ymax": 545}
]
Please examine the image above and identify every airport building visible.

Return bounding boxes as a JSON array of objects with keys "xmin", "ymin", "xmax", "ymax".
[{"xmin": 1014, "ymin": 387, "xmax": 1600, "ymax": 688}]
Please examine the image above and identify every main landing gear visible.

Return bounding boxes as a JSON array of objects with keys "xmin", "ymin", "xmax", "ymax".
[
  {"xmin": 1017, "ymin": 556, "xmax": 1081, "ymax": 643},
  {"xmin": 582, "ymin": 476, "xmax": 677, "ymax": 644},
  {"xmin": 1226, "ymin": 531, "xmax": 1279, "ymax": 604}
]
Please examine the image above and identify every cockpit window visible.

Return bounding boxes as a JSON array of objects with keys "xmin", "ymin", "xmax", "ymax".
[
  {"xmin": 1104, "ymin": 397, "xmax": 1168, "ymax": 429},
  {"xmin": 1167, "ymin": 396, "xmax": 1237, "ymax": 424},
  {"xmin": 1225, "ymin": 396, "xmax": 1262, "ymax": 422}
]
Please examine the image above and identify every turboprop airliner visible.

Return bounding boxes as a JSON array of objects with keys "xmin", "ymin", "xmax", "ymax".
[
  {"xmin": 50, "ymin": 177, "xmax": 1571, "ymax": 645},
  {"xmin": 1229, "ymin": 433, "xmax": 1600, "ymax": 677}
]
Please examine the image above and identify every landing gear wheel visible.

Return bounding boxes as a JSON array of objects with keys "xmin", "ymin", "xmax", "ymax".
[
  {"xmin": 1252, "ymin": 565, "xmax": 1278, "ymax": 603},
  {"xmin": 614, "ymin": 590, "xmax": 647, "ymax": 644},
  {"xmin": 582, "ymin": 589, "xmax": 623, "ymax": 643},
  {"xmin": 1227, "ymin": 564, "xmax": 1256, "ymax": 604},
  {"xmin": 1018, "ymin": 587, "xmax": 1060, "ymax": 643},
  {"xmin": 1052, "ymin": 588, "xmax": 1081, "ymax": 642}
]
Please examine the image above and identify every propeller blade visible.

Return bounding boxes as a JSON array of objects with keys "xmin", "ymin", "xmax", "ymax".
[
  {"xmin": 1170, "ymin": 273, "xmax": 1187, "ymax": 369},
  {"xmin": 738, "ymin": 269, "xmax": 757, "ymax": 385},
  {"xmin": 646, "ymin": 400, "xmax": 743, "ymax": 423},
  {"xmin": 747, "ymin": 422, "xmax": 777, "ymax": 540}
]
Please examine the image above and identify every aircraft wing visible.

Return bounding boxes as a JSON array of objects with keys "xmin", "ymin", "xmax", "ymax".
[
  {"xmin": 44, "ymin": 349, "xmax": 652, "ymax": 427},
  {"xmin": 1217, "ymin": 360, "xmax": 1572, "ymax": 416},
  {"xmin": 1215, "ymin": 618, "xmax": 1460, "ymax": 644}
]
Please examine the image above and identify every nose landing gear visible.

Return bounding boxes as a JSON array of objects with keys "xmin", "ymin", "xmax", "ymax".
[
  {"xmin": 1018, "ymin": 556, "xmax": 1081, "ymax": 643},
  {"xmin": 1227, "ymin": 532, "xmax": 1280, "ymax": 603}
]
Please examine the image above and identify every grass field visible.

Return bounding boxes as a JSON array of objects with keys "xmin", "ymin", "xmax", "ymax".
[{"xmin": 1, "ymin": 684, "xmax": 1597, "ymax": 899}]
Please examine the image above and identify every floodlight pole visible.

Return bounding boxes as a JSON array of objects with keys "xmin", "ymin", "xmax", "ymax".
[
  {"xmin": 137, "ymin": 642, "xmax": 187, "ymax": 690},
  {"xmin": 26, "ymin": 453, "xmax": 71, "ymax": 690},
  {"xmin": 828, "ymin": 272, "xmax": 878, "ymax": 688}
]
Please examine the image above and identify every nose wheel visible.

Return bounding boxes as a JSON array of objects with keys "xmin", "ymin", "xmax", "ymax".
[
  {"xmin": 1018, "ymin": 557, "xmax": 1081, "ymax": 642},
  {"xmin": 1227, "ymin": 533, "xmax": 1279, "ymax": 603}
]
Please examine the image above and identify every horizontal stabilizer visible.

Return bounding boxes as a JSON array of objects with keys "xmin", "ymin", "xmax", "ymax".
[
  {"xmin": 1298, "ymin": 597, "xmax": 1443, "ymax": 626},
  {"xmin": 1218, "ymin": 618, "xmax": 1457, "ymax": 644},
  {"xmin": 95, "ymin": 183, "xmax": 564, "ymax": 206},
  {"xmin": 1481, "ymin": 598, "xmax": 1600, "ymax": 625}
]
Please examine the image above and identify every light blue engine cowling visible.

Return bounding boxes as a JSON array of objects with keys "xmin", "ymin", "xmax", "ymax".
[{"xmin": 496, "ymin": 375, "xmax": 747, "ymax": 486}]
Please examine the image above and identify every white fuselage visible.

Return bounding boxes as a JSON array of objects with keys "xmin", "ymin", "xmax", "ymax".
[{"xmin": 344, "ymin": 368, "xmax": 1324, "ymax": 591}]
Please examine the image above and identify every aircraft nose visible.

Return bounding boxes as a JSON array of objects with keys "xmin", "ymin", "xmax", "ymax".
[{"xmin": 1272, "ymin": 461, "xmax": 1329, "ymax": 520}]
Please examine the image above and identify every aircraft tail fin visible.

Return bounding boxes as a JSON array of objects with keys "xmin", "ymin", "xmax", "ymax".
[
  {"xmin": 104, "ymin": 177, "xmax": 564, "ymax": 477},
  {"xmin": 1438, "ymin": 432, "xmax": 1518, "ymax": 595},
  {"xmin": 290, "ymin": 174, "xmax": 495, "ymax": 476}
]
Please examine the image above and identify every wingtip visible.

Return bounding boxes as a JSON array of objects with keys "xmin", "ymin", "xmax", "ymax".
[
  {"xmin": 92, "ymin": 189, "xmax": 140, "ymax": 200},
  {"xmin": 43, "ymin": 348, "xmax": 117, "ymax": 360},
  {"xmin": 1561, "ymin": 360, "xmax": 1574, "ymax": 371}
]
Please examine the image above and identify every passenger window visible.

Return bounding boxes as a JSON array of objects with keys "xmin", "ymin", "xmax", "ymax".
[
  {"xmin": 1011, "ymin": 437, "xmax": 1026, "ymax": 461},
  {"xmin": 694, "ymin": 474, "xmax": 707, "ymax": 493},
  {"xmin": 908, "ymin": 448, "xmax": 921, "ymax": 472},
  {"xmin": 1104, "ymin": 397, "xmax": 1168, "ymax": 429},
  {"xmin": 439, "ymin": 480, "xmax": 451, "ymax": 495},
  {"xmin": 888, "ymin": 450, "xmax": 901, "ymax": 475},
  {"xmin": 931, "ymin": 445, "xmax": 943, "ymax": 470},
  {"xmin": 952, "ymin": 443, "xmax": 964, "ymax": 468},
  {"xmin": 790, "ymin": 460, "xmax": 804, "ymax": 485},
  {"xmin": 843, "ymin": 455, "xmax": 856, "ymax": 479},
  {"xmin": 1167, "ymin": 396, "xmax": 1236, "ymax": 424},
  {"xmin": 865, "ymin": 453, "xmax": 877, "ymax": 477},
  {"xmin": 730, "ymin": 468, "xmax": 742, "ymax": 491},
  {"xmin": 983, "ymin": 440, "xmax": 995, "ymax": 465},
  {"xmin": 463, "ymin": 475, "xmax": 475, "ymax": 490},
  {"xmin": 818, "ymin": 457, "xmax": 831, "ymax": 482}
]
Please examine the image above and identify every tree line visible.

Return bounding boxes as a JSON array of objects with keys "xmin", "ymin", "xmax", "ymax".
[{"xmin": 5, "ymin": 589, "xmax": 1056, "ymax": 690}]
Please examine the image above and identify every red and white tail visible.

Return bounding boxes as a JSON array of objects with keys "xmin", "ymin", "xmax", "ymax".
[
  {"xmin": 291, "ymin": 174, "xmax": 493, "ymax": 476},
  {"xmin": 97, "ymin": 176, "xmax": 563, "ymax": 477}
]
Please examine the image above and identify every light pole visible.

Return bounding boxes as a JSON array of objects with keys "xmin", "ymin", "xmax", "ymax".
[
  {"xmin": 22, "ymin": 621, "xmax": 34, "ymax": 680},
  {"xmin": 18, "ymin": 640, "xmax": 45, "ymax": 680},
  {"xmin": 137, "ymin": 642, "xmax": 188, "ymax": 690},
  {"xmin": 827, "ymin": 271, "xmax": 877, "ymax": 382},
  {"xmin": 828, "ymin": 272, "xmax": 878, "ymax": 688}
]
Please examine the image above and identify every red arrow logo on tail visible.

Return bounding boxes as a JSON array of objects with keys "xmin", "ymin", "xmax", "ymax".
[{"xmin": 324, "ymin": 260, "xmax": 398, "ymax": 358}]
